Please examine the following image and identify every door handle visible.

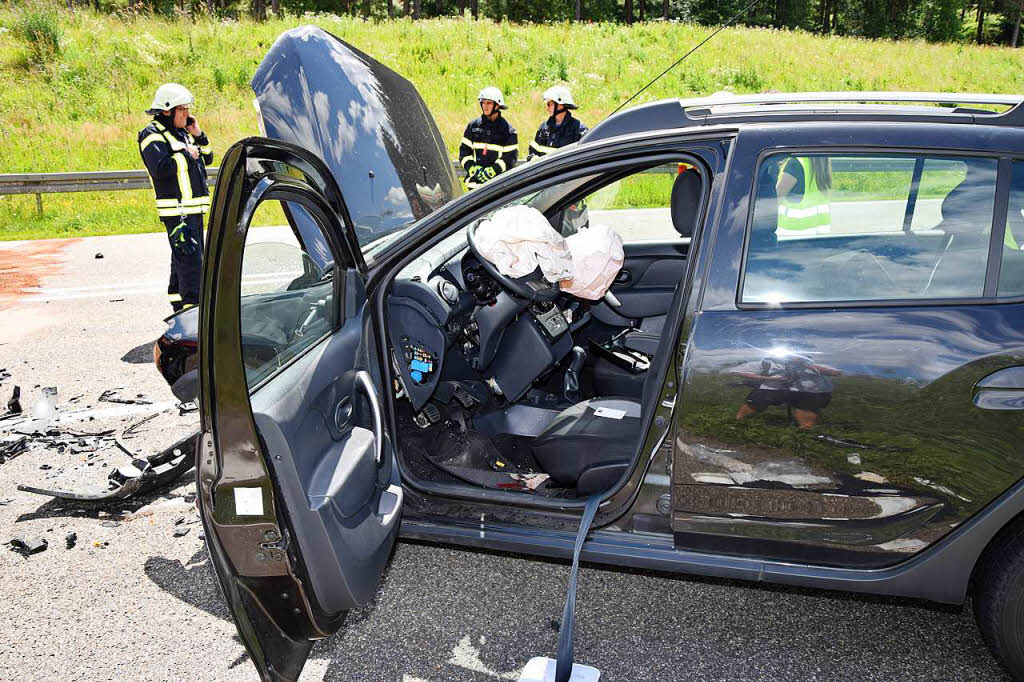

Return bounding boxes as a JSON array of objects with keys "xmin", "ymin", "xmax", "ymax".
[
  {"xmin": 355, "ymin": 370, "xmax": 383, "ymax": 465},
  {"xmin": 614, "ymin": 270, "xmax": 632, "ymax": 285},
  {"xmin": 973, "ymin": 367, "xmax": 1024, "ymax": 410}
]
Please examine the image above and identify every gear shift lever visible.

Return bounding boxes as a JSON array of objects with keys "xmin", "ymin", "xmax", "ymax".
[{"xmin": 564, "ymin": 346, "xmax": 585, "ymax": 404}]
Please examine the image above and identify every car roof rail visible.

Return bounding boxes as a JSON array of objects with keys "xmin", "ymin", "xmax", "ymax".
[{"xmin": 585, "ymin": 91, "xmax": 1024, "ymax": 143}]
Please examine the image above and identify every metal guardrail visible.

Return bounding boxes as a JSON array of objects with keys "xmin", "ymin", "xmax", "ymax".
[
  {"xmin": 0, "ymin": 159, "xmax": 671, "ymax": 204},
  {"xmin": 4, "ymin": 157, "xmax": 931, "ymax": 213},
  {"xmin": 0, "ymin": 169, "xmax": 222, "ymax": 215}
]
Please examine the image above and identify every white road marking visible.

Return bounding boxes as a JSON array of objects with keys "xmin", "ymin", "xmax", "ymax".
[
  {"xmin": 22, "ymin": 273, "xmax": 296, "ymax": 302},
  {"xmin": 0, "ymin": 400, "xmax": 179, "ymax": 433},
  {"xmin": 448, "ymin": 634, "xmax": 520, "ymax": 680}
]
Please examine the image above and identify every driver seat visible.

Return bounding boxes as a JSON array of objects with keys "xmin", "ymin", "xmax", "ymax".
[{"xmin": 531, "ymin": 170, "xmax": 702, "ymax": 494}]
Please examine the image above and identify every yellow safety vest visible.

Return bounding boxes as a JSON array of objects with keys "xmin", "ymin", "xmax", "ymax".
[{"xmin": 777, "ymin": 157, "xmax": 831, "ymax": 238}]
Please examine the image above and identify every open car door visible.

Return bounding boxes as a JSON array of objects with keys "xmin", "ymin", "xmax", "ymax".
[{"xmin": 197, "ymin": 137, "xmax": 401, "ymax": 682}]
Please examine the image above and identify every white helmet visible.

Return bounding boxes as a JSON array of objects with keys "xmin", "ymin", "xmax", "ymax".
[
  {"xmin": 543, "ymin": 85, "xmax": 577, "ymax": 110},
  {"xmin": 147, "ymin": 83, "xmax": 195, "ymax": 114},
  {"xmin": 477, "ymin": 86, "xmax": 507, "ymax": 110}
]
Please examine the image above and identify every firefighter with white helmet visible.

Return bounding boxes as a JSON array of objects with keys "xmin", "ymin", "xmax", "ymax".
[
  {"xmin": 459, "ymin": 86, "xmax": 518, "ymax": 190},
  {"xmin": 138, "ymin": 83, "xmax": 213, "ymax": 312},
  {"xmin": 528, "ymin": 85, "xmax": 589, "ymax": 160}
]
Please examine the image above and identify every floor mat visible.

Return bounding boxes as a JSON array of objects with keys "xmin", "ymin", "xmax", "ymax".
[
  {"xmin": 492, "ymin": 434, "xmax": 542, "ymax": 472},
  {"xmin": 424, "ymin": 428, "xmax": 548, "ymax": 491}
]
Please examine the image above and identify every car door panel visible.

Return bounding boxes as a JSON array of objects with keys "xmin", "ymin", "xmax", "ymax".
[
  {"xmin": 200, "ymin": 138, "xmax": 399, "ymax": 681},
  {"xmin": 674, "ymin": 128, "xmax": 1024, "ymax": 569},
  {"xmin": 248, "ymin": 316, "xmax": 397, "ymax": 615},
  {"xmin": 593, "ymin": 241, "xmax": 689, "ymax": 325}
]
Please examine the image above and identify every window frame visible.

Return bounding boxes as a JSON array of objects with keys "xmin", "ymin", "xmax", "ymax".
[{"xmin": 737, "ymin": 146, "xmax": 1016, "ymax": 310}]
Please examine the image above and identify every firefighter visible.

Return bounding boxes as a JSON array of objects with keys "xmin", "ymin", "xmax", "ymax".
[
  {"xmin": 138, "ymin": 83, "xmax": 213, "ymax": 312},
  {"xmin": 528, "ymin": 86, "xmax": 589, "ymax": 160},
  {"xmin": 459, "ymin": 87, "xmax": 518, "ymax": 190}
]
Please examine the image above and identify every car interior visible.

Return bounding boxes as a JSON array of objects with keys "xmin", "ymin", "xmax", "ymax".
[{"xmin": 381, "ymin": 161, "xmax": 704, "ymax": 499}]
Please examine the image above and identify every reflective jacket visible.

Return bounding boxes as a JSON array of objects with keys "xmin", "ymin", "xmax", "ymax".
[
  {"xmin": 138, "ymin": 115, "xmax": 213, "ymax": 220},
  {"xmin": 459, "ymin": 114, "xmax": 518, "ymax": 189},
  {"xmin": 528, "ymin": 112, "xmax": 588, "ymax": 160},
  {"xmin": 776, "ymin": 157, "xmax": 831, "ymax": 239}
]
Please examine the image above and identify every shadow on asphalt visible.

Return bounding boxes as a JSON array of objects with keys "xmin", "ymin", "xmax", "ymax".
[
  {"xmin": 138, "ymin": 539, "xmax": 1009, "ymax": 681},
  {"xmin": 121, "ymin": 341, "xmax": 157, "ymax": 365},
  {"xmin": 16, "ymin": 489, "xmax": 195, "ymax": 523},
  {"xmin": 143, "ymin": 550, "xmax": 253, "ymax": 669}
]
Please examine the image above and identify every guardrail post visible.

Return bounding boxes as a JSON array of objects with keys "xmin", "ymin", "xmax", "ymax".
[{"xmin": 35, "ymin": 193, "xmax": 43, "ymax": 216}]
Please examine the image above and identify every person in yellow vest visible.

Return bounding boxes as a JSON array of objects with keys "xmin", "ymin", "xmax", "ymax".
[
  {"xmin": 138, "ymin": 83, "xmax": 213, "ymax": 312},
  {"xmin": 776, "ymin": 156, "xmax": 832, "ymax": 240}
]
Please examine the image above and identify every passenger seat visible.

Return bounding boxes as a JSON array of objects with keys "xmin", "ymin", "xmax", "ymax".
[{"xmin": 618, "ymin": 168, "xmax": 701, "ymax": 357}]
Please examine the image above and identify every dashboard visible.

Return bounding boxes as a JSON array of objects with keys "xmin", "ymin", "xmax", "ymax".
[{"xmin": 386, "ymin": 231, "xmax": 579, "ymax": 410}]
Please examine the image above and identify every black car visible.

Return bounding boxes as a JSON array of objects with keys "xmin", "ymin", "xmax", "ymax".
[{"xmin": 193, "ymin": 26, "xmax": 1024, "ymax": 681}]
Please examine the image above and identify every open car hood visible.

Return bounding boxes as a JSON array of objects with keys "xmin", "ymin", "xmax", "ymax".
[{"xmin": 251, "ymin": 25, "xmax": 460, "ymax": 246}]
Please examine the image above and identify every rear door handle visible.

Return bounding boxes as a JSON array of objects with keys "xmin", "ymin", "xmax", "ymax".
[
  {"xmin": 614, "ymin": 270, "xmax": 632, "ymax": 284},
  {"xmin": 973, "ymin": 367, "xmax": 1024, "ymax": 410}
]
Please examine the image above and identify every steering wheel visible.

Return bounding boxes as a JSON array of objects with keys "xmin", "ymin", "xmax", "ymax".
[{"xmin": 466, "ymin": 222, "xmax": 562, "ymax": 302}]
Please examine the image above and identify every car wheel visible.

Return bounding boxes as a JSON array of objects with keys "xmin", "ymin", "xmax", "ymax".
[{"xmin": 974, "ymin": 517, "xmax": 1024, "ymax": 679}]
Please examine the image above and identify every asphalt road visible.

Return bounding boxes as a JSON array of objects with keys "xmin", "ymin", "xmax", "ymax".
[{"xmin": 0, "ymin": 230, "xmax": 1011, "ymax": 681}]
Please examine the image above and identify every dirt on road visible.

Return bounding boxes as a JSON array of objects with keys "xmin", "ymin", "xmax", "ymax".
[{"xmin": 0, "ymin": 239, "xmax": 77, "ymax": 307}]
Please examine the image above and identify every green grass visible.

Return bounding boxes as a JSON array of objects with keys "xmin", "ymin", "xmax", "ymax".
[{"xmin": 3, "ymin": 9, "xmax": 1024, "ymax": 240}]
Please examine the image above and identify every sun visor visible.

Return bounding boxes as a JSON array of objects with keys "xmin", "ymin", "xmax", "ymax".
[
  {"xmin": 473, "ymin": 206, "xmax": 574, "ymax": 282},
  {"xmin": 558, "ymin": 223, "xmax": 624, "ymax": 300}
]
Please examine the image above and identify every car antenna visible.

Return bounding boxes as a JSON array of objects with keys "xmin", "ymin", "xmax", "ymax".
[{"xmin": 608, "ymin": 0, "xmax": 763, "ymax": 117}]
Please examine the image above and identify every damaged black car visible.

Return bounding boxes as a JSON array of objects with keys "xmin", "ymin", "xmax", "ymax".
[{"xmin": 194, "ymin": 25, "xmax": 1024, "ymax": 681}]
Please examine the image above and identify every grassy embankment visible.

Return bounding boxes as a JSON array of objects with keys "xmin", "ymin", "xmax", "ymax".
[{"xmin": 2, "ymin": 9, "xmax": 1023, "ymax": 240}]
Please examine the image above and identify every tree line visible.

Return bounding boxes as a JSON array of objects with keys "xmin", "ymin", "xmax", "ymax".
[{"xmin": 67, "ymin": 0, "xmax": 1024, "ymax": 46}]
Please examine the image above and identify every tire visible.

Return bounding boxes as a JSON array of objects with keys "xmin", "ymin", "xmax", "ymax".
[{"xmin": 974, "ymin": 518, "xmax": 1024, "ymax": 680}]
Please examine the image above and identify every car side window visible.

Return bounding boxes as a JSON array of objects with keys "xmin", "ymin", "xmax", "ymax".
[
  {"xmin": 564, "ymin": 163, "xmax": 690, "ymax": 241},
  {"xmin": 240, "ymin": 200, "xmax": 337, "ymax": 389},
  {"xmin": 999, "ymin": 161, "xmax": 1024, "ymax": 296},
  {"xmin": 742, "ymin": 153, "xmax": 998, "ymax": 304}
]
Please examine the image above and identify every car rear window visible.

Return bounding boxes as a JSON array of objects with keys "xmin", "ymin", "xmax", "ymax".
[{"xmin": 741, "ymin": 153, "xmax": 999, "ymax": 304}]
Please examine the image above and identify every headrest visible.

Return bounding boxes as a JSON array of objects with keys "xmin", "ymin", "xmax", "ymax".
[
  {"xmin": 671, "ymin": 169, "xmax": 702, "ymax": 238},
  {"xmin": 940, "ymin": 161, "xmax": 995, "ymax": 236}
]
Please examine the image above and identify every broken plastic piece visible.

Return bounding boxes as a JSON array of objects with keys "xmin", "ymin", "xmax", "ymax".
[
  {"xmin": 98, "ymin": 389, "xmax": 152, "ymax": 405},
  {"xmin": 32, "ymin": 387, "xmax": 57, "ymax": 421},
  {"xmin": 0, "ymin": 436, "xmax": 28, "ymax": 464},
  {"xmin": 18, "ymin": 431, "xmax": 197, "ymax": 502},
  {"xmin": 7, "ymin": 537, "xmax": 49, "ymax": 555},
  {"xmin": 7, "ymin": 385, "xmax": 22, "ymax": 414}
]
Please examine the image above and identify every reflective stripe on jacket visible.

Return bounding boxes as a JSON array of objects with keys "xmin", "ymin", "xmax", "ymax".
[
  {"xmin": 777, "ymin": 157, "xmax": 831, "ymax": 238},
  {"xmin": 459, "ymin": 114, "xmax": 518, "ymax": 189},
  {"xmin": 138, "ymin": 116, "xmax": 213, "ymax": 218},
  {"xmin": 528, "ymin": 113, "xmax": 588, "ymax": 160}
]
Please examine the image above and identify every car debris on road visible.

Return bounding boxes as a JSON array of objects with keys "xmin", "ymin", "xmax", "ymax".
[
  {"xmin": 18, "ymin": 430, "xmax": 196, "ymax": 502},
  {"xmin": 6, "ymin": 536, "xmax": 48, "ymax": 556},
  {"xmin": 1, "ymin": 380, "xmax": 199, "ymax": 503}
]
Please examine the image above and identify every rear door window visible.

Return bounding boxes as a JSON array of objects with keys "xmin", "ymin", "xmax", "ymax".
[{"xmin": 742, "ymin": 153, "xmax": 998, "ymax": 304}]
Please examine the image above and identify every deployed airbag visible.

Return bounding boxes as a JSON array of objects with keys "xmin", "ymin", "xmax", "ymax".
[
  {"xmin": 473, "ymin": 206, "xmax": 574, "ymax": 282},
  {"xmin": 558, "ymin": 223, "xmax": 624, "ymax": 300},
  {"xmin": 474, "ymin": 206, "xmax": 624, "ymax": 300}
]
